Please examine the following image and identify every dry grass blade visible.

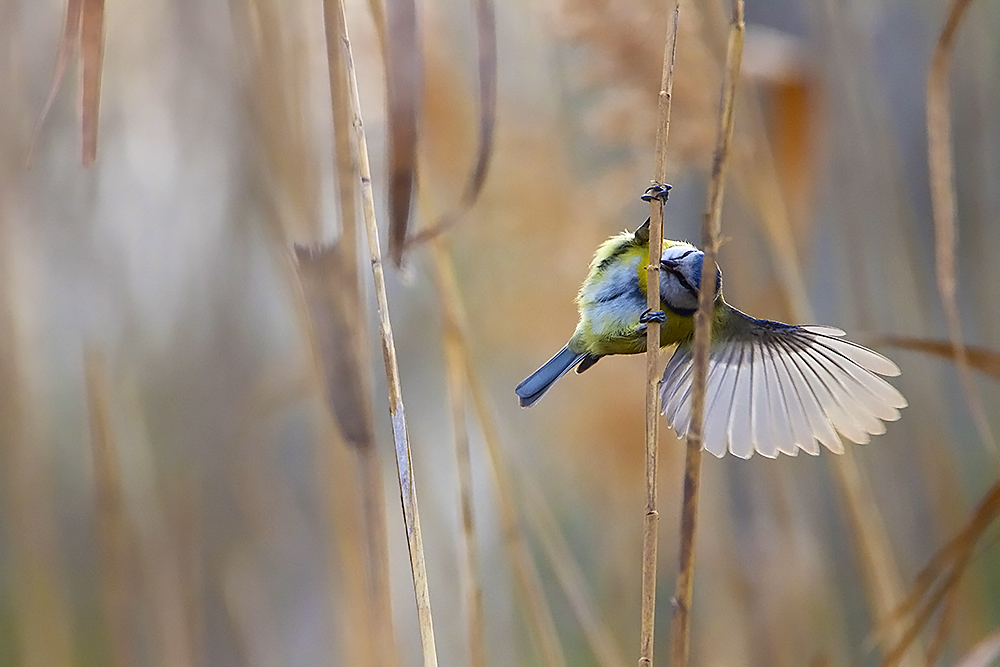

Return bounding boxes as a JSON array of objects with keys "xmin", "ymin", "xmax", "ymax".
[
  {"xmin": 668, "ymin": 4, "xmax": 743, "ymax": 667},
  {"xmin": 85, "ymin": 348, "xmax": 134, "ymax": 667},
  {"xmin": 522, "ymin": 481, "xmax": 628, "ymax": 667},
  {"xmin": 0, "ymin": 221, "xmax": 75, "ymax": 667},
  {"xmin": 331, "ymin": 0, "xmax": 438, "ymax": 662},
  {"xmin": 431, "ymin": 241, "xmax": 564, "ymax": 666},
  {"xmin": 877, "ymin": 336, "xmax": 1000, "ymax": 379},
  {"xmin": 926, "ymin": 0, "xmax": 997, "ymax": 461},
  {"xmin": 462, "ymin": 0, "xmax": 497, "ymax": 205},
  {"xmin": 385, "ymin": 0, "xmax": 421, "ymax": 267},
  {"xmin": 468, "ymin": 372, "xmax": 567, "ymax": 667},
  {"xmin": 321, "ymin": 0, "xmax": 400, "ymax": 660},
  {"xmin": 292, "ymin": 245, "xmax": 384, "ymax": 666},
  {"xmin": 639, "ymin": 3, "xmax": 680, "ymax": 665},
  {"xmin": 80, "ymin": 0, "xmax": 105, "ymax": 164},
  {"xmin": 871, "ymin": 480, "xmax": 1000, "ymax": 664},
  {"xmin": 429, "ymin": 240, "xmax": 486, "ymax": 667},
  {"xmin": 952, "ymin": 630, "xmax": 1000, "ymax": 667},
  {"xmin": 27, "ymin": 0, "xmax": 83, "ymax": 168},
  {"xmin": 405, "ymin": 0, "xmax": 497, "ymax": 248}
]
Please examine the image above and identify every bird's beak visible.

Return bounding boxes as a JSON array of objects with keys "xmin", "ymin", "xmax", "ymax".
[{"xmin": 660, "ymin": 258, "xmax": 679, "ymax": 270}]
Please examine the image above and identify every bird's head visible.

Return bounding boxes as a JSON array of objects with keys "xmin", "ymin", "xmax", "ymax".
[{"xmin": 659, "ymin": 242, "xmax": 722, "ymax": 315}]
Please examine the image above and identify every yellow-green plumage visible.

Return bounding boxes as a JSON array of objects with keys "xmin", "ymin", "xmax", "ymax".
[{"xmin": 570, "ymin": 231, "xmax": 698, "ymax": 356}]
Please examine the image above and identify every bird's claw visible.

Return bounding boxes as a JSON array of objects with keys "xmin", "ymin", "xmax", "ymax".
[
  {"xmin": 641, "ymin": 183, "xmax": 672, "ymax": 203},
  {"xmin": 639, "ymin": 308, "xmax": 667, "ymax": 324}
]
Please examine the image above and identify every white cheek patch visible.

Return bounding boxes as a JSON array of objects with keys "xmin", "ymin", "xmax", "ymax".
[{"xmin": 661, "ymin": 243, "xmax": 698, "ymax": 262}]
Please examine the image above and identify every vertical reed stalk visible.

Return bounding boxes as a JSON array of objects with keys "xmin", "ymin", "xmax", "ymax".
[
  {"xmin": 668, "ymin": 4, "xmax": 743, "ymax": 667},
  {"xmin": 85, "ymin": 348, "xmax": 134, "ymax": 667},
  {"xmin": 926, "ymin": 0, "xmax": 997, "ymax": 462},
  {"xmin": 322, "ymin": 0, "xmax": 399, "ymax": 660},
  {"xmin": 467, "ymin": 371, "xmax": 567, "ymax": 667},
  {"xmin": 0, "ymin": 214, "xmax": 74, "ymax": 667},
  {"xmin": 330, "ymin": 0, "xmax": 438, "ymax": 662},
  {"xmin": 522, "ymin": 480, "xmax": 628, "ymax": 667},
  {"xmin": 430, "ymin": 239, "xmax": 487, "ymax": 667},
  {"xmin": 431, "ymin": 245, "xmax": 566, "ymax": 666},
  {"xmin": 639, "ymin": 3, "xmax": 680, "ymax": 665}
]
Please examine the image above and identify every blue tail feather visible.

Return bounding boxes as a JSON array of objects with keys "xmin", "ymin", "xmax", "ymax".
[{"xmin": 515, "ymin": 346, "xmax": 587, "ymax": 407}]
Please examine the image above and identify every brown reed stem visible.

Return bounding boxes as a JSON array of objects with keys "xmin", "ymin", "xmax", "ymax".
[
  {"xmin": 430, "ymin": 239, "xmax": 487, "ymax": 667},
  {"xmin": 523, "ymin": 480, "xmax": 628, "ymax": 667},
  {"xmin": 668, "ymin": 4, "xmax": 743, "ymax": 667},
  {"xmin": 639, "ymin": 3, "xmax": 680, "ymax": 664},
  {"xmin": 322, "ymin": 0, "xmax": 399, "ymax": 660},
  {"xmin": 85, "ymin": 348, "xmax": 134, "ymax": 667},
  {"xmin": 431, "ymin": 241, "xmax": 565, "ymax": 666},
  {"xmin": 926, "ymin": 0, "xmax": 997, "ymax": 462},
  {"xmin": 468, "ymin": 371, "xmax": 567, "ymax": 667},
  {"xmin": 330, "ymin": 0, "xmax": 438, "ymax": 662}
]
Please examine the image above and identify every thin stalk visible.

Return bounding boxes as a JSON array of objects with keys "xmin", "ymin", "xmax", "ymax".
[
  {"xmin": 926, "ymin": 0, "xmax": 997, "ymax": 462},
  {"xmin": 331, "ymin": 0, "xmax": 438, "ymax": 663},
  {"xmin": 322, "ymin": 0, "xmax": 399, "ymax": 660},
  {"xmin": 639, "ymin": 3, "xmax": 680, "ymax": 664},
  {"xmin": 430, "ymin": 239, "xmax": 487, "ymax": 667},
  {"xmin": 85, "ymin": 348, "xmax": 134, "ymax": 667},
  {"xmin": 468, "ymin": 372, "xmax": 567, "ymax": 667},
  {"xmin": 523, "ymin": 480, "xmax": 628, "ymax": 667},
  {"xmin": 432, "ymin": 242, "xmax": 565, "ymax": 666},
  {"xmin": 668, "ymin": 4, "xmax": 743, "ymax": 667}
]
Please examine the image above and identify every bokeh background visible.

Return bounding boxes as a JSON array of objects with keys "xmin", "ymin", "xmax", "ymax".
[{"xmin": 3, "ymin": 0, "xmax": 1000, "ymax": 665}]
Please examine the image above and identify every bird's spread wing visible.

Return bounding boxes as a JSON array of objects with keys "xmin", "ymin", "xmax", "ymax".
[{"xmin": 660, "ymin": 305, "xmax": 907, "ymax": 458}]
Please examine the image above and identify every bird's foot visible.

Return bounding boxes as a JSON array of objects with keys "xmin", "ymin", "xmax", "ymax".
[
  {"xmin": 641, "ymin": 183, "xmax": 672, "ymax": 203},
  {"xmin": 639, "ymin": 308, "xmax": 667, "ymax": 323}
]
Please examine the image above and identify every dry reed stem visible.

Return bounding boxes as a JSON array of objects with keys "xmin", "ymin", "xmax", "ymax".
[
  {"xmin": 728, "ymin": 8, "xmax": 917, "ymax": 662},
  {"xmin": 385, "ymin": 0, "xmax": 420, "ymax": 267},
  {"xmin": 639, "ymin": 3, "xmax": 680, "ymax": 665},
  {"xmin": 0, "ymin": 223, "xmax": 75, "ymax": 667},
  {"xmin": 952, "ymin": 629, "xmax": 1000, "ymax": 667},
  {"xmin": 292, "ymin": 246, "xmax": 382, "ymax": 666},
  {"xmin": 321, "ymin": 0, "xmax": 399, "ymax": 660},
  {"xmin": 80, "ymin": 0, "xmax": 104, "ymax": 164},
  {"xmin": 430, "ymin": 240, "xmax": 487, "ymax": 667},
  {"xmin": 926, "ymin": 0, "xmax": 998, "ymax": 462},
  {"xmin": 85, "ymin": 348, "xmax": 134, "ymax": 667},
  {"xmin": 117, "ymin": 381, "xmax": 195, "ymax": 667},
  {"xmin": 467, "ymin": 371, "xmax": 567, "ymax": 667},
  {"xmin": 832, "ymin": 453, "xmax": 920, "ymax": 667},
  {"xmin": 331, "ymin": 0, "xmax": 439, "ymax": 662},
  {"xmin": 405, "ymin": 0, "xmax": 498, "ymax": 249},
  {"xmin": 871, "ymin": 480, "xmax": 1000, "ymax": 663},
  {"xmin": 431, "ymin": 242, "xmax": 566, "ymax": 666},
  {"xmin": 877, "ymin": 337, "xmax": 1000, "ymax": 378},
  {"xmin": 668, "ymin": 4, "xmax": 743, "ymax": 667},
  {"xmin": 27, "ymin": 0, "xmax": 82, "ymax": 167},
  {"xmin": 522, "ymin": 481, "xmax": 629, "ymax": 667}
]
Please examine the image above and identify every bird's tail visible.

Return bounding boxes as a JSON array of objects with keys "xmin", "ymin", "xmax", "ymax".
[{"xmin": 515, "ymin": 346, "xmax": 587, "ymax": 407}]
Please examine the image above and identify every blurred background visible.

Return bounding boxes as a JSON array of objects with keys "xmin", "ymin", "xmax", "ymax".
[{"xmin": 3, "ymin": 0, "xmax": 1000, "ymax": 665}]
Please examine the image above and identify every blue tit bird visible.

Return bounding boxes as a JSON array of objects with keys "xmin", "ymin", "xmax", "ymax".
[{"xmin": 515, "ymin": 216, "xmax": 907, "ymax": 459}]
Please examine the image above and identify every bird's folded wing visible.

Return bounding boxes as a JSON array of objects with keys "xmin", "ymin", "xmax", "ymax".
[{"xmin": 659, "ymin": 309, "xmax": 907, "ymax": 458}]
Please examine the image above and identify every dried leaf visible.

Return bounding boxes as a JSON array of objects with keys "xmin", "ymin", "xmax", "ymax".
[
  {"xmin": 952, "ymin": 630, "xmax": 1000, "ymax": 667},
  {"xmin": 27, "ymin": 0, "xmax": 84, "ymax": 167},
  {"xmin": 877, "ymin": 336, "xmax": 1000, "ymax": 379},
  {"xmin": 81, "ymin": 0, "xmax": 105, "ymax": 164},
  {"xmin": 385, "ymin": 0, "xmax": 421, "ymax": 267},
  {"xmin": 404, "ymin": 0, "xmax": 497, "ymax": 249},
  {"xmin": 294, "ymin": 244, "xmax": 375, "ymax": 449},
  {"xmin": 926, "ymin": 0, "xmax": 996, "ymax": 457}
]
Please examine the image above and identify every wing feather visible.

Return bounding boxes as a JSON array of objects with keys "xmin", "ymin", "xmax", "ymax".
[
  {"xmin": 771, "ymin": 340, "xmax": 820, "ymax": 455},
  {"xmin": 660, "ymin": 305, "xmax": 905, "ymax": 457}
]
